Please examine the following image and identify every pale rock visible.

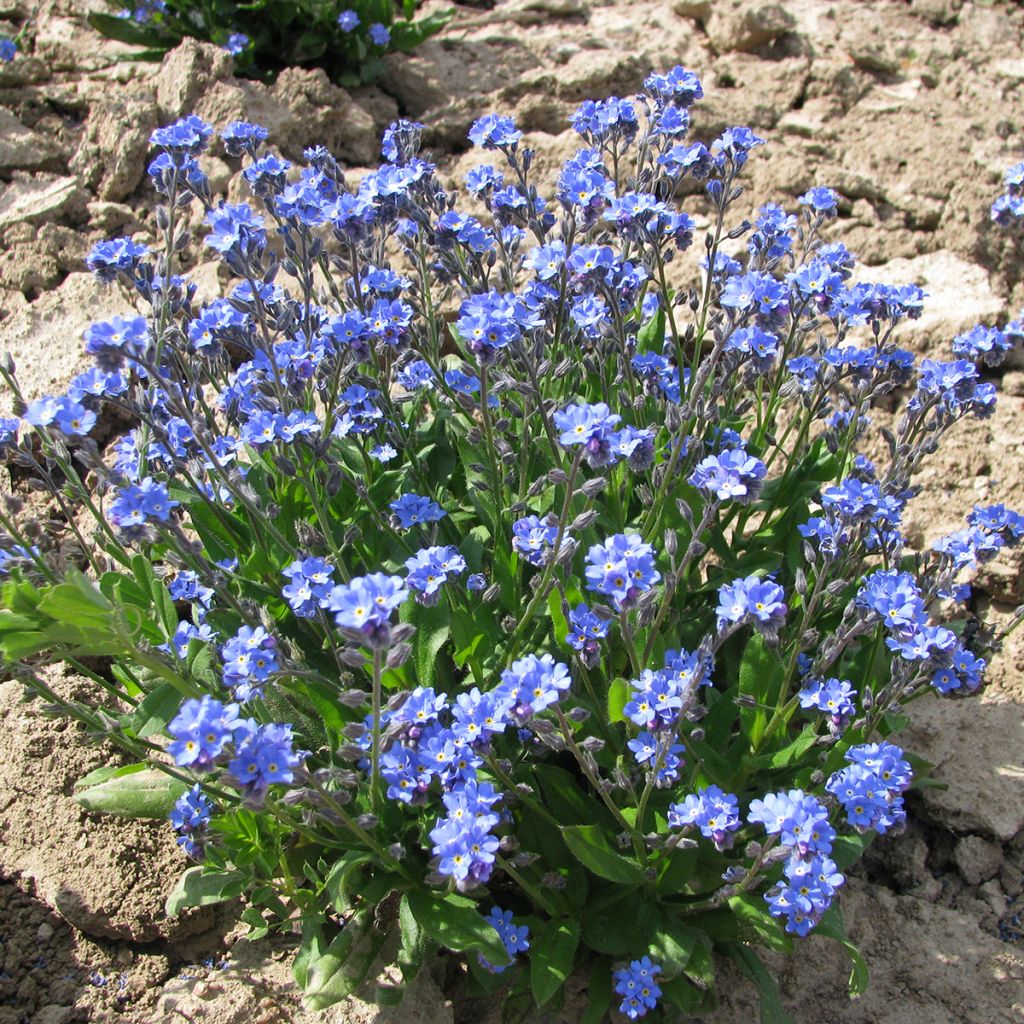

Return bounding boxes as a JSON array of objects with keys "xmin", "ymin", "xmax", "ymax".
[
  {"xmin": 70, "ymin": 96, "xmax": 157, "ymax": 202},
  {"xmin": 156, "ymin": 37, "xmax": 234, "ymax": 121},
  {"xmin": 854, "ymin": 251, "xmax": 1003, "ymax": 355},
  {"xmin": 555, "ymin": 49, "xmax": 646, "ymax": 102},
  {"xmin": 848, "ymin": 41, "xmax": 901, "ymax": 75},
  {"xmin": 955, "ymin": 836, "xmax": 1005, "ymax": 885},
  {"xmin": 910, "ymin": 0, "xmax": 961, "ymax": 26},
  {"xmin": 503, "ymin": 0, "xmax": 586, "ymax": 26},
  {"xmin": 0, "ymin": 175, "xmax": 87, "ymax": 229},
  {"xmin": 705, "ymin": 1, "xmax": 797, "ymax": 53},
  {"xmin": 904, "ymin": 695, "xmax": 1024, "ymax": 842},
  {"xmin": 673, "ymin": 0, "xmax": 712, "ymax": 19},
  {"xmin": 0, "ymin": 109, "xmax": 63, "ymax": 172},
  {"xmin": 0, "ymin": 55, "xmax": 51, "ymax": 87},
  {"xmin": 87, "ymin": 201, "xmax": 140, "ymax": 233},
  {"xmin": 0, "ymin": 273, "xmax": 125, "ymax": 395}
]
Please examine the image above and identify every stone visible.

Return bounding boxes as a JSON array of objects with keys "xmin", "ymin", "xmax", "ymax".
[
  {"xmin": 905, "ymin": 695, "xmax": 1024, "ymax": 842},
  {"xmin": 955, "ymin": 836, "xmax": 1005, "ymax": 885},
  {"xmin": 0, "ymin": 176, "xmax": 87, "ymax": 230},
  {"xmin": 32, "ymin": 1006, "xmax": 74, "ymax": 1024},
  {"xmin": 555, "ymin": 50, "xmax": 645, "ymax": 102},
  {"xmin": 156, "ymin": 37, "xmax": 234, "ymax": 121},
  {"xmin": 86, "ymin": 201, "xmax": 141, "ymax": 234},
  {"xmin": 0, "ymin": 273, "xmax": 125, "ymax": 395},
  {"xmin": 503, "ymin": 0, "xmax": 585, "ymax": 26},
  {"xmin": 0, "ymin": 109, "xmax": 63, "ymax": 172},
  {"xmin": 854, "ymin": 251, "xmax": 1003, "ymax": 356},
  {"xmin": 0, "ymin": 55, "xmax": 51, "ymax": 88},
  {"xmin": 910, "ymin": 0, "xmax": 961, "ymax": 25},
  {"xmin": 673, "ymin": 0, "xmax": 712, "ymax": 19},
  {"xmin": 705, "ymin": 1, "xmax": 797, "ymax": 54},
  {"xmin": 848, "ymin": 41, "xmax": 901, "ymax": 76},
  {"xmin": 70, "ymin": 96, "xmax": 158, "ymax": 202}
]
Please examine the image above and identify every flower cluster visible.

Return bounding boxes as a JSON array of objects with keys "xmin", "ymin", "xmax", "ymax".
[
  {"xmin": 4, "ymin": 63, "xmax": 1022, "ymax": 1022},
  {"xmin": 168, "ymin": 697, "xmax": 305, "ymax": 802},
  {"xmin": 613, "ymin": 957, "xmax": 663, "ymax": 1020}
]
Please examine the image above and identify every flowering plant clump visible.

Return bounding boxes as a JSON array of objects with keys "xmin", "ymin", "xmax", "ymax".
[
  {"xmin": 89, "ymin": 0, "xmax": 451, "ymax": 85},
  {"xmin": 2, "ymin": 71, "xmax": 1023, "ymax": 1020}
]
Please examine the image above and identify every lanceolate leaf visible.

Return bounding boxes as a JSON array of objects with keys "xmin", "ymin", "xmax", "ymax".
[
  {"xmin": 561, "ymin": 824, "xmax": 644, "ymax": 883},
  {"xmin": 406, "ymin": 890, "xmax": 511, "ymax": 967},
  {"xmin": 530, "ymin": 919, "xmax": 580, "ymax": 1006}
]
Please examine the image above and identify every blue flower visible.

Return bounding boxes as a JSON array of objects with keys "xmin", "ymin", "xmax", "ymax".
[
  {"xmin": 337, "ymin": 9, "xmax": 359, "ymax": 31},
  {"xmin": 405, "ymin": 546, "xmax": 467, "ymax": 601},
  {"xmin": 613, "ymin": 957, "xmax": 663, "ymax": 1020},
  {"xmin": 221, "ymin": 121, "xmax": 268, "ymax": 157},
  {"xmin": 493, "ymin": 653, "xmax": 571, "ymax": 720},
  {"xmin": 716, "ymin": 574, "xmax": 787, "ymax": 636},
  {"xmin": 468, "ymin": 113, "xmax": 522, "ymax": 150},
  {"xmin": 150, "ymin": 115, "xmax": 214, "ymax": 154},
  {"xmin": 765, "ymin": 854, "xmax": 844, "ymax": 935},
  {"xmin": 87, "ymin": 237, "xmax": 148, "ymax": 282},
  {"xmin": 0, "ymin": 38, "xmax": 17, "ymax": 62},
  {"xmin": 228, "ymin": 720, "xmax": 304, "ymax": 799},
  {"xmin": 826, "ymin": 742, "xmax": 911, "ymax": 834},
  {"xmin": 511, "ymin": 515, "xmax": 559, "ymax": 567},
  {"xmin": 83, "ymin": 314, "xmax": 150, "ymax": 371},
  {"xmin": 748, "ymin": 789, "xmax": 833, "ymax": 858},
  {"xmin": 205, "ymin": 202, "xmax": 266, "ymax": 256},
  {"xmin": 107, "ymin": 477, "xmax": 179, "ymax": 533},
  {"xmin": 798, "ymin": 677, "xmax": 857, "ymax": 733},
  {"xmin": 221, "ymin": 626, "xmax": 279, "ymax": 702},
  {"xmin": 326, "ymin": 573, "xmax": 409, "ymax": 646},
  {"xmin": 689, "ymin": 446, "xmax": 766, "ymax": 503},
  {"xmin": 170, "ymin": 784, "xmax": 213, "ymax": 858},
  {"xmin": 222, "ymin": 32, "xmax": 249, "ymax": 55},
  {"xmin": 584, "ymin": 533, "xmax": 660, "ymax": 610},
  {"xmin": 644, "ymin": 65, "xmax": 703, "ymax": 105},
  {"xmin": 668, "ymin": 785, "xmax": 741, "ymax": 849},
  {"xmin": 390, "ymin": 493, "xmax": 446, "ymax": 529},
  {"xmin": 168, "ymin": 696, "xmax": 242, "ymax": 769},
  {"xmin": 368, "ymin": 22, "xmax": 390, "ymax": 46},
  {"xmin": 479, "ymin": 908, "xmax": 530, "ymax": 973},
  {"xmin": 798, "ymin": 186, "xmax": 839, "ymax": 215}
]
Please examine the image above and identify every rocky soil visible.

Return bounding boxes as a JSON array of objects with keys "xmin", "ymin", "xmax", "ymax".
[{"xmin": 2, "ymin": 0, "xmax": 1024, "ymax": 1021}]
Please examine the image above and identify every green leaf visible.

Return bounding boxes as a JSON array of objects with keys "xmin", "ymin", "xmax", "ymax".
[
  {"xmin": 648, "ymin": 917, "xmax": 700, "ymax": 978},
  {"xmin": 398, "ymin": 892, "xmax": 433, "ymax": 982},
  {"xmin": 406, "ymin": 890, "xmax": 510, "ymax": 967},
  {"xmin": 166, "ymin": 866, "xmax": 248, "ymax": 916},
  {"xmin": 37, "ymin": 582, "xmax": 112, "ymax": 627},
  {"xmin": 296, "ymin": 910, "xmax": 387, "ymax": 1011},
  {"xmin": 122, "ymin": 683, "xmax": 181, "ymax": 738},
  {"xmin": 728, "ymin": 894, "xmax": 793, "ymax": 953},
  {"xmin": 722, "ymin": 943, "xmax": 793, "ymax": 1024},
  {"xmin": 561, "ymin": 825, "xmax": 644, "ymax": 884},
  {"xmin": 87, "ymin": 11, "xmax": 175, "ymax": 48},
  {"xmin": 737, "ymin": 632, "xmax": 782, "ymax": 746},
  {"xmin": 606, "ymin": 677, "xmax": 628, "ymax": 723},
  {"xmin": 74, "ymin": 767, "xmax": 187, "ymax": 819},
  {"xmin": 73, "ymin": 762, "xmax": 146, "ymax": 791},
  {"xmin": 661, "ymin": 973, "xmax": 703, "ymax": 1013},
  {"xmin": 132, "ymin": 555, "xmax": 178, "ymax": 638},
  {"xmin": 531, "ymin": 919, "xmax": 580, "ymax": 1006},
  {"xmin": 239, "ymin": 906, "xmax": 269, "ymax": 941},
  {"xmin": 830, "ymin": 833, "xmax": 874, "ymax": 870},
  {"xmin": 767, "ymin": 723, "xmax": 818, "ymax": 769},
  {"xmin": 579, "ymin": 957, "xmax": 613, "ymax": 1024},
  {"xmin": 815, "ymin": 906, "xmax": 869, "ymax": 997},
  {"xmin": 323, "ymin": 852, "xmax": 372, "ymax": 914}
]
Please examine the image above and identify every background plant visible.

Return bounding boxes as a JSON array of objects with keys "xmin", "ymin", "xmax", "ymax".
[
  {"xmin": 1, "ymin": 70, "xmax": 1022, "ymax": 1023},
  {"xmin": 90, "ymin": 0, "xmax": 452, "ymax": 85}
]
